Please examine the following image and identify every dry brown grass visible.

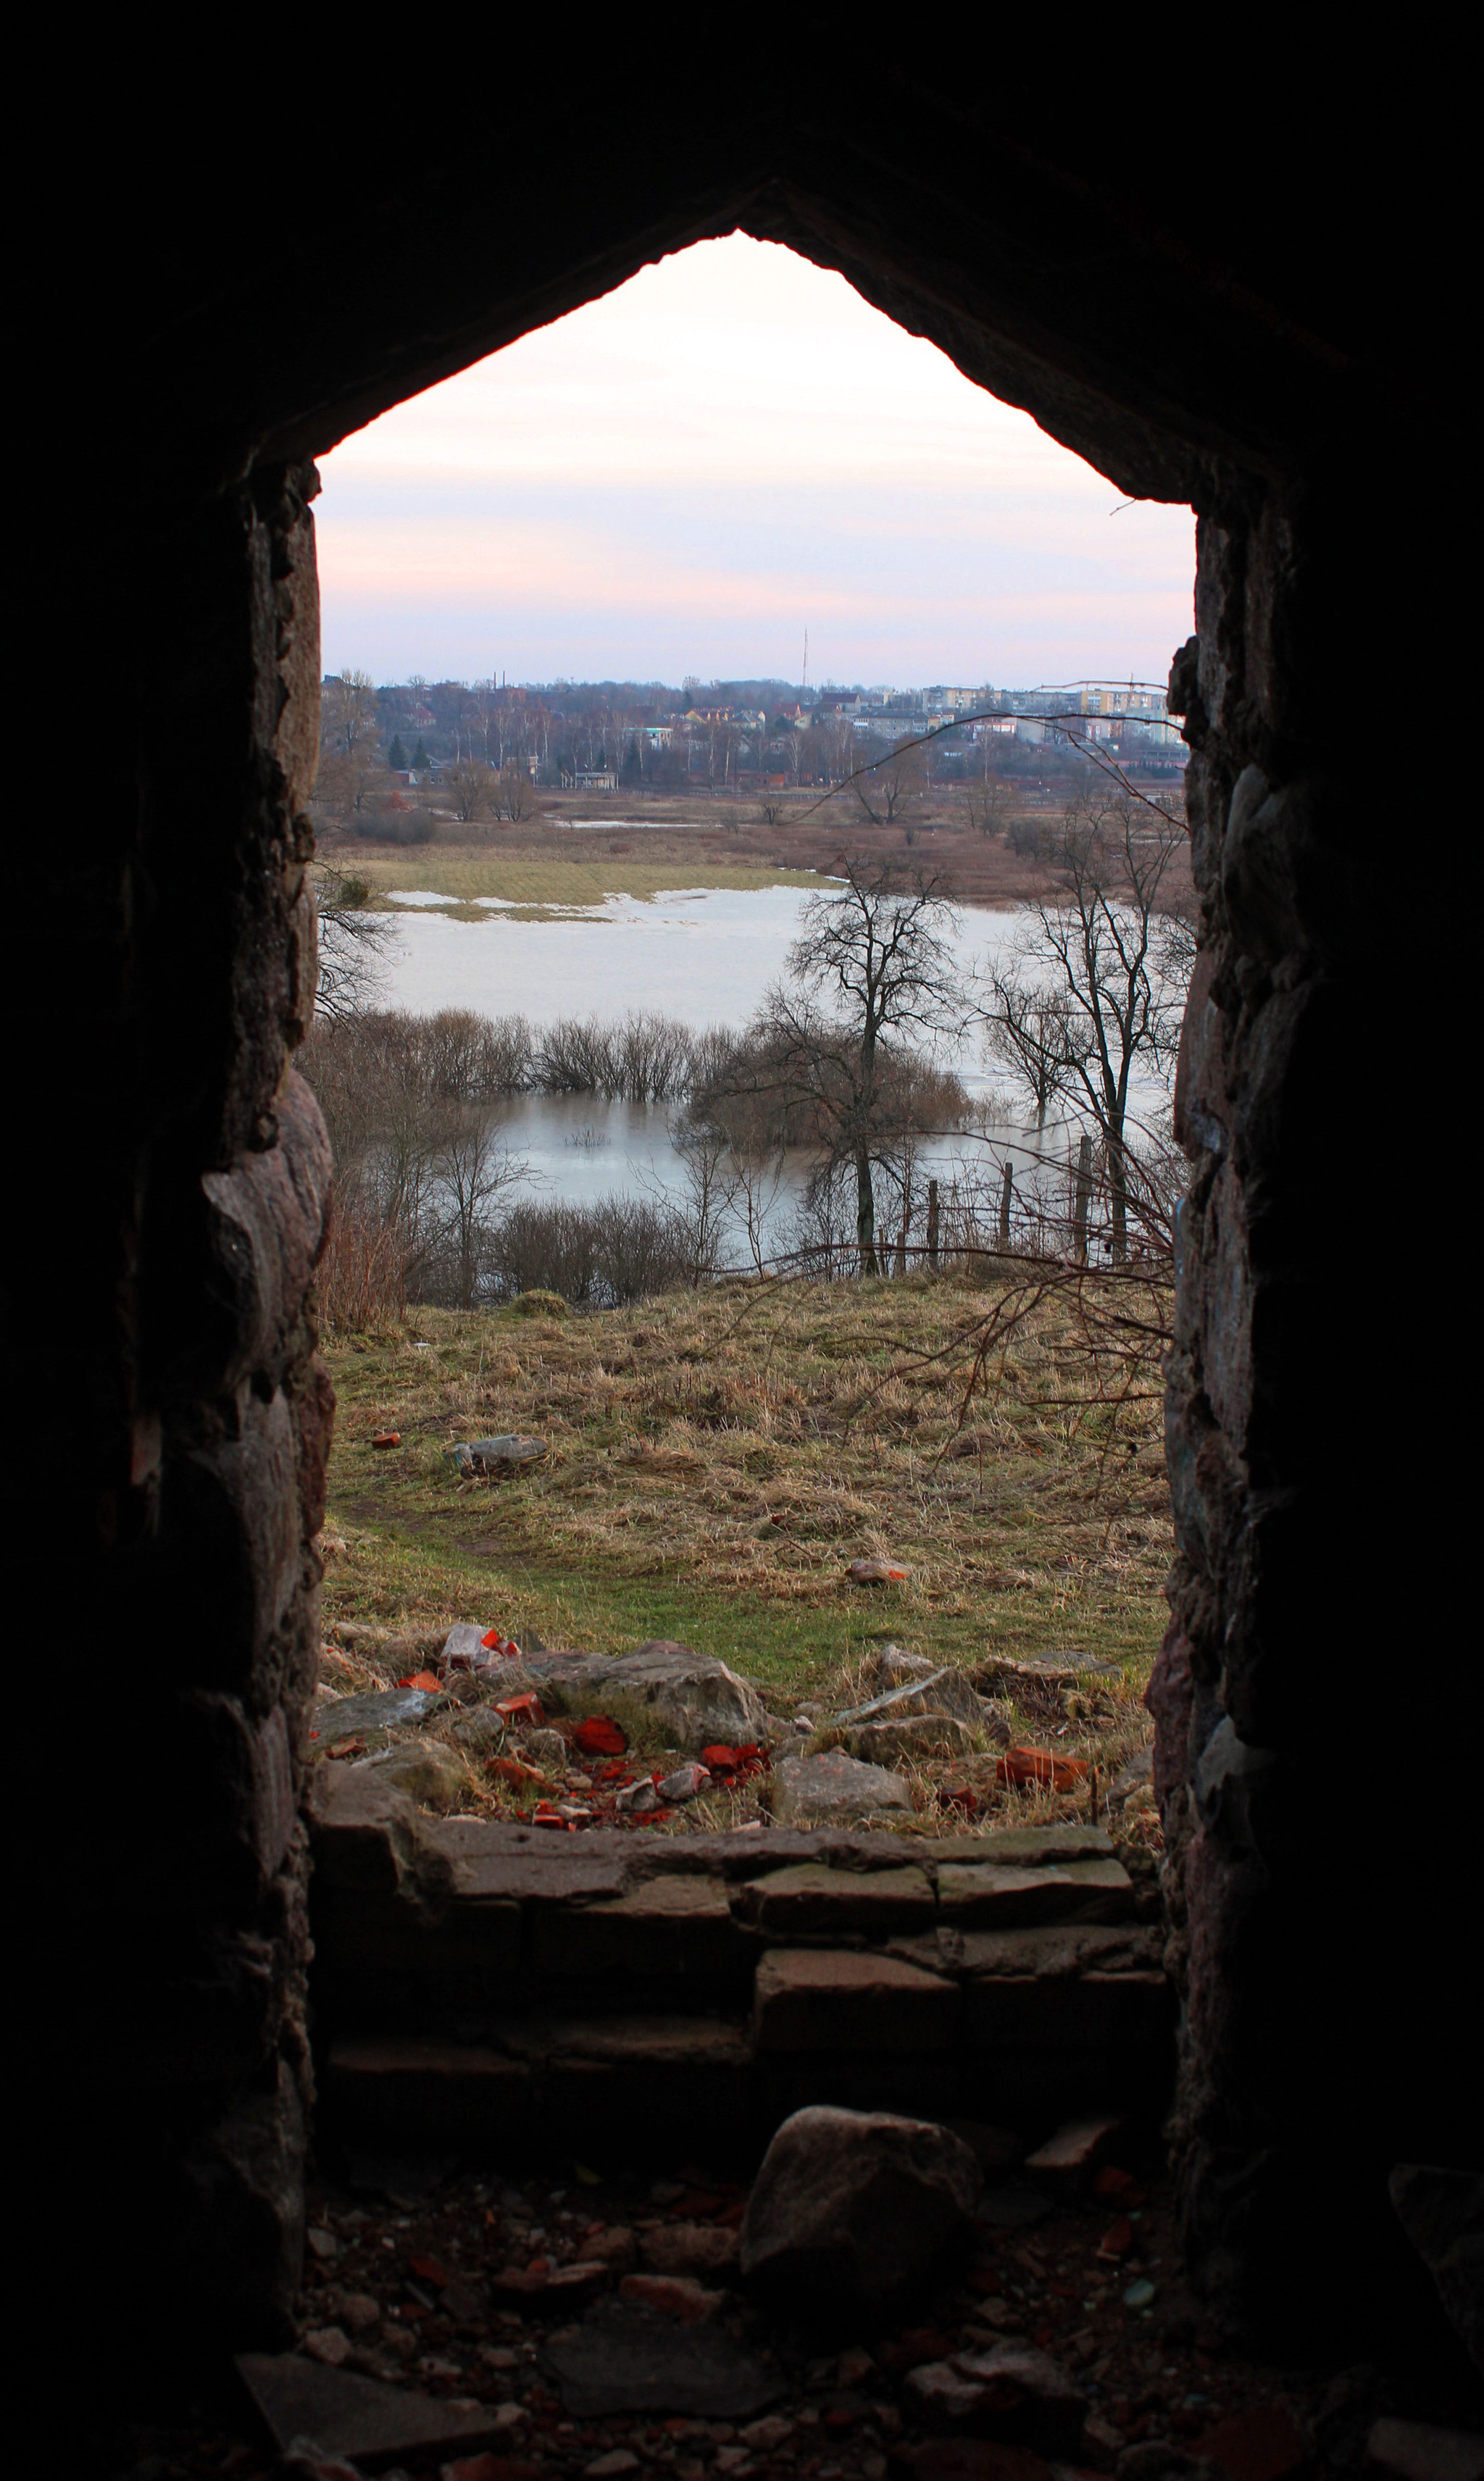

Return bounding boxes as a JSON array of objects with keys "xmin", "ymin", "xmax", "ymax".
[{"xmin": 318, "ymin": 1269, "xmax": 1169, "ymax": 1839}]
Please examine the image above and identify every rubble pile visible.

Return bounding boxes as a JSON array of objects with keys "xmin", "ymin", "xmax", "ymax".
[
  {"xmin": 88, "ymin": 2115, "xmax": 1483, "ymax": 2477},
  {"xmin": 309, "ymin": 1628, "xmax": 1160, "ymax": 1844}
]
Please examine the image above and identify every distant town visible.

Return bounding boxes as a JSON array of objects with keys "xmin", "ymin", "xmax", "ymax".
[{"xmin": 318, "ymin": 672, "xmax": 1185, "ymax": 806}]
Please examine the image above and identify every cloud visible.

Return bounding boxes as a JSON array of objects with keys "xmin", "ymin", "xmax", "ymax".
[{"xmin": 315, "ymin": 235, "xmax": 1194, "ymax": 685}]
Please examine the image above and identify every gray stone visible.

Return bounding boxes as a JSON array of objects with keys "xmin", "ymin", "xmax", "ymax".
[
  {"xmin": 956, "ymin": 1827, "xmax": 1115, "ymax": 1867},
  {"xmin": 308, "ymin": 1685, "xmax": 443, "ymax": 1743},
  {"xmin": 745, "ymin": 1861, "xmax": 935, "ymax": 1938},
  {"xmin": 906, "ymin": 2340, "xmax": 1085, "ymax": 2453},
  {"xmin": 518, "ymin": 1639, "xmax": 770, "ymax": 1752},
  {"xmin": 449, "ymin": 1706, "xmax": 507, "ymax": 1755},
  {"xmin": 441, "ymin": 1620, "xmax": 502, "ymax": 1667},
  {"xmin": 451, "ymin": 1434, "xmax": 548, "ymax": 1473},
  {"xmin": 830, "ymin": 1666, "xmax": 985, "ymax": 1732},
  {"xmin": 764, "ymin": 1751, "xmax": 912, "ymax": 1826},
  {"xmin": 1108, "ymin": 1746, "xmax": 1155, "ymax": 1806},
  {"xmin": 739, "ymin": 2104, "xmax": 982, "ymax": 2322},
  {"xmin": 865, "ymin": 1643, "xmax": 936, "ymax": 1692},
  {"xmin": 937, "ymin": 1859, "xmax": 1135, "ymax": 1927},
  {"xmin": 235, "ymin": 2351, "xmax": 502, "ymax": 2461},
  {"xmin": 543, "ymin": 2296, "xmax": 783, "ymax": 2417},
  {"xmin": 846, "ymin": 1715, "xmax": 979, "ymax": 1765},
  {"xmin": 359, "ymin": 1739, "xmax": 470, "ymax": 1810}
]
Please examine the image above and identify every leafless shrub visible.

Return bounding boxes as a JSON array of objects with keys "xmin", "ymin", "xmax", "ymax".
[
  {"xmin": 318, "ymin": 1198, "xmax": 408, "ymax": 1331},
  {"xmin": 485, "ymin": 1197, "xmax": 694, "ymax": 1307},
  {"xmin": 533, "ymin": 1012, "xmax": 717, "ymax": 1103}
]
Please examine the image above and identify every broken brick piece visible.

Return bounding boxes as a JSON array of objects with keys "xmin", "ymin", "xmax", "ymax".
[
  {"xmin": 574, "ymin": 1716, "xmax": 628, "ymax": 1756},
  {"xmin": 996, "ymin": 1746, "xmax": 1089, "ymax": 1791}
]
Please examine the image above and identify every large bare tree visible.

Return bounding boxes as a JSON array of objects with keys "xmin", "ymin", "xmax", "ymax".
[
  {"xmin": 983, "ymin": 794, "xmax": 1188, "ymax": 1259},
  {"xmin": 747, "ymin": 859, "xmax": 967, "ymax": 1273}
]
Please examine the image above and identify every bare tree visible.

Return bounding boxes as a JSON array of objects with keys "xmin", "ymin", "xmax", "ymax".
[
  {"xmin": 964, "ymin": 775, "xmax": 1013, "ymax": 838},
  {"xmin": 851, "ymin": 737, "xmax": 924, "ymax": 827},
  {"xmin": 745, "ymin": 859, "xmax": 967, "ymax": 1274},
  {"xmin": 983, "ymin": 795, "xmax": 1188, "ymax": 1259},
  {"xmin": 448, "ymin": 759, "xmax": 495, "ymax": 823},
  {"xmin": 311, "ymin": 867, "xmax": 395, "ymax": 1025},
  {"xmin": 322, "ymin": 667, "xmax": 380, "ymax": 759},
  {"xmin": 667, "ymin": 1120, "xmax": 737, "ymax": 1285},
  {"xmin": 981, "ymin": 974, "xmax": 1074, "ymax": 1130},
  {"xmin": 435, "ymin": 1106, "xmax": 522, "ymax": 1307},
  {"xmin": 494, "ymin": 759, "xmax": 535, "ymax": 822}
]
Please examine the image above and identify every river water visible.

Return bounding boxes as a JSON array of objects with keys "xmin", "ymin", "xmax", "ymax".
[{"xmin": 370, "ymin": 883, "xmax": 1169, "ymax": 1263}]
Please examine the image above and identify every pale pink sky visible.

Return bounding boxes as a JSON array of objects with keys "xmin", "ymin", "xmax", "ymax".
[{"xmin": 314, "ymin": 235, "xmax": 1195, "ymax": 690}]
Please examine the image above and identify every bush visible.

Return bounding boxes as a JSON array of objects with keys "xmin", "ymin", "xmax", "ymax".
[
  {"xmin": 359, "ymin": 806, "xmax": 437, "ymax": 845},
  {"xmin": 483, "ymin": 1197, "xmax": 694, "ymax": 1309}
]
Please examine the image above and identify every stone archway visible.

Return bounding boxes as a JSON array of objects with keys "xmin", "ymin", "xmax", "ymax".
[{"xmin": 32, "ymin": 68, "xmax": 1470, "ymax": 2355}]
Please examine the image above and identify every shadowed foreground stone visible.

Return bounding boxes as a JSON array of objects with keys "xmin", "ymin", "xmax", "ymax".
[
  {"xmin": 740, "ymin": 2104, "xmax": 981, "ymax": 2322},
  {"xmin": 1388, "ymin": 2167, "xmax": 1484, "ymax": 2372},
  {"xmin": 543, "ymin": 2296, "xmax": 783, "ymax": 2417},
  {"xmin": 905, "ymin": 2341, "xmax": 1085, "ymax": 2456},
  {"xmin": 764, "ymin": 1750, "xmax": 912, "ymax": 1825},
  {"xmin": 235, "ymin": 2353, "xmax": 501, "ymax": 2463}
]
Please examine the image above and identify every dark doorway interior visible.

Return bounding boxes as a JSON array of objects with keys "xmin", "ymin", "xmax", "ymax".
[{"xmin": 28, "ymin": 57, "xmax": 1472, "ymax": 2370}]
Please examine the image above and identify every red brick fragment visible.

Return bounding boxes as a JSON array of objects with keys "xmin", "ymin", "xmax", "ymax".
[
  {"xmin": 996, "ymin": 1746, "xmax": 1089, "ymax": 1790},
  {"xmin": 574, "ymin": 1715, "xmax": 628, "ymax": 1756},
  {"xmin": 408, "ymin": 2253, "xmax": 449, "ymax": 2288}
]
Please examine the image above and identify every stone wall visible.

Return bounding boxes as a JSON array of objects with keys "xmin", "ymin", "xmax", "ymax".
[
  {"xmin": 1152, "ymin": 475, "xmax": 1468, "ymax": 2338},
  {"xmin": 309, "ymin": 1784, "xmax": 1172, "ymax": 2164},
  {"xmin": 30, "ymin": 68, "xmax": 1471, "ymax": 2360},
  {"xmin": 43, "ymin": 463, "xmax": 333, "ymax": 2346}
]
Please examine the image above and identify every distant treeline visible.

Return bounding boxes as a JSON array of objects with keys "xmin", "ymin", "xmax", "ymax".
[
  {"xmin": 299, "ymin": 1006, "xmax": 975, "ymax": 1326},
  {"xmin": 301, "ymin": 1006, "xmax": 737, "ymax": 1112}
]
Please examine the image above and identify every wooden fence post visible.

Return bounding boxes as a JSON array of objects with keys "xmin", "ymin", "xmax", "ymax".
[
  {"xmin": 999, "ymin": 1160, "xmax": 1013, "ymax": 1249},
  {"xmin": 927, "ymin": 1177, "xmax": 940, "ymax": 1270},
  {"xmin": 1073, "ymin": 1132, "xmax": 1092, "ymax": 1265}
]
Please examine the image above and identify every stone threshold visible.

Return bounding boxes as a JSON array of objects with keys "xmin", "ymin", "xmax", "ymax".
[{"xmin": 311, "ymin": 1772, "xmax": 1172, "ymax": 2163}]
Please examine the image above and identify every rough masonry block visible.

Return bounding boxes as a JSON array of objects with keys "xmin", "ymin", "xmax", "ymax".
[{"xmin": 754, "ymin": 1948, "xmax": 959, "ymax": 2053}]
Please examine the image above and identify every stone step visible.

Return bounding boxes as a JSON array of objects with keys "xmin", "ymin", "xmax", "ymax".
[
  {"xmin": 310, "ymin": 1770, "xmax": 1145, "ymax": 2033},
  {"xmin": 319, "ymin": 1952, "xmax": 1174, "ymax": 2164}
]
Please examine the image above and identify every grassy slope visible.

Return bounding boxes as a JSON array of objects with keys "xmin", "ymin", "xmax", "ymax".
[{"xmin": 319, "ymin": 1273, "xmax": 1170, "ymax": 1826}]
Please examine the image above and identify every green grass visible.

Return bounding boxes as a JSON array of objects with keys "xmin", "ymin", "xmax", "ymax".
[{"xmin": 318, "ymin": 1277, "xmax": 1170, "ymax": 1809}]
